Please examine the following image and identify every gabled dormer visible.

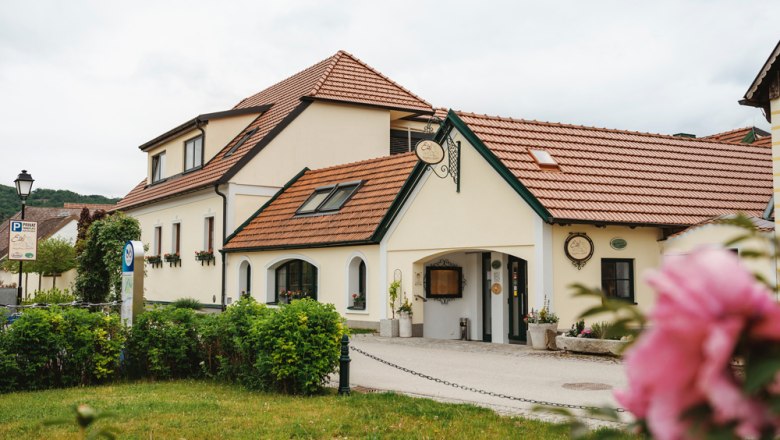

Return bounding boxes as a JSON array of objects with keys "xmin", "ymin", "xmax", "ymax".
[{"xmin": 141, "ymin": 105, "xmax": 271, "ymax": 185}]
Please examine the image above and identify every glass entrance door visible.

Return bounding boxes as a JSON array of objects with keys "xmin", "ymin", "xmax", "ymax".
[
  {"xmin": 507, "ymin": 256, "xmax": 528, "ymax": 342},
  {"xmin": 481, "ymin": 253, "xmax": 492, "ymax": 342}
]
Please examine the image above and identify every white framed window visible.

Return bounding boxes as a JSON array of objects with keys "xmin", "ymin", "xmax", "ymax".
[
  {"xmin": 204, "ymin": 216, "xmax": 215, "ymax": 252},
  {"xmin": 151, "ymin": 152, "xmax": 166, "ymax": 182},
  {"xmin": 171, "ymin": 222, "xmax": 181, "ymax": 255},
  {"xmin": 153, "ymin": 226, "xmax": 162, "ymax": 256},
  {"xmin": 184, "ymin": 135, "xmax": 204, "ymax": 171}
]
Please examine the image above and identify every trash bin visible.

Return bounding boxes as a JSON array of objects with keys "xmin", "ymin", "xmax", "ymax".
[{"xmin": 459, "ymin": 317, "xmax": 470, "ymax": 341}]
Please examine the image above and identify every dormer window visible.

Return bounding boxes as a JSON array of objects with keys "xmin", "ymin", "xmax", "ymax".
[
  {"xmin": 184, "ymin": 135, "xmax": 204, "ymax": 171},
  {"xmin": 296, "ymin": 181, "xmax": 362, "ymax": 215},
  {"xmin": 529, "ymin": 149, "xmax": 559, "ymax": 170},
  {"xmin": 225, "ymin": 128, "xmax": 258, "ymax": 157},
  {"xmin": 151, "ymin": 152, "xmax": 166, "ymax": 183}
]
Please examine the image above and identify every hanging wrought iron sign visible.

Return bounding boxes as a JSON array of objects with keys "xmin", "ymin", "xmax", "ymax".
[
  {"xmin": 415, "ymin": 140, "xmax": 445, "ymax": 165},
  {"xmin": 564, "ymin": 232, "xmax": 594, "ymax": 270},
  {"xmin": 418, "ymin": 116, "xmax": 461, "ymax": 192}
]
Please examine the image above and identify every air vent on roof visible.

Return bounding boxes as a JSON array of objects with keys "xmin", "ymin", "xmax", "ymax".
[
  {"xmin": 225, "ymin": 128, "xmax": 259, "ymax": 157},
  {"xmin": 529, "ymin": 149, "xmax": 559, "ymax": 170},
  {"xmin": 673, "ymin": 133, "xmax": 696, "ymax": 138}
]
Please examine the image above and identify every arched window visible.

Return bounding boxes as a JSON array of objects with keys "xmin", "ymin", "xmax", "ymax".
[
  {"xmin": 276, "ymin": 259, "xmax": 317, "ymax": 303},
  {"xmin": 348, "ymin": 257, "xmax": 366, "ymax": 310},
  {"xmin": 239, "ymin": 260, "xmax": 252, "ymax": 298}
]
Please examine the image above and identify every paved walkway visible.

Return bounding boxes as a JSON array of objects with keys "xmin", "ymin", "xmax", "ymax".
[{"xmin": 338, "ymin": 335, "xmax": 632, "ymax": 428}]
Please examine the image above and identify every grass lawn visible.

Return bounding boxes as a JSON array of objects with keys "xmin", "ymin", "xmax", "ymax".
[{"xmin": 0, "ymin": 380, "xmax": 632, "ymax": 439}]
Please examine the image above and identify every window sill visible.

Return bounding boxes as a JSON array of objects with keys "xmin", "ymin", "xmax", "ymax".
[{"xmin": 345, "ymin": 308, "xmax": 369, "ymax": 315}]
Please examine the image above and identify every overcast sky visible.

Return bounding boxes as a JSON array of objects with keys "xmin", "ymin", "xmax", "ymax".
[{"xmin": 0, "ymin": 1, "xmax": 777, "ymax": 198}]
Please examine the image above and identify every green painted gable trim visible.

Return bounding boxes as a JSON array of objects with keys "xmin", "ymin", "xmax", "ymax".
[
  {"xmin": 445, "ymin": 110, "xmax": 553, "ymax": 222},
  {"xmin": 222, "ymin": 167, "xmax": 310, "ymax": 247},
  {"xmin": 370, "ymin": 159, "xmax": 428, "ymax": 242}
]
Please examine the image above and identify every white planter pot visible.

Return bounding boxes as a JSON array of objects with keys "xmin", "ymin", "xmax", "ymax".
[
  {"xmin": 528, "ymin": 323, "xmax": 558, "ymax": 350},
  {"xmin": 379, "ymin": 319, "xmax": 399, "ymax": 338},
  {"xmin": 399, "ymin": 312, "xmax": 412, "ymax": 338}
]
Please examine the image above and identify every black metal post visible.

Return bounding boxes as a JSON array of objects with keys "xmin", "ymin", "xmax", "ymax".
[
  {"xmin": 338, "ymin": 334, "xmax": 350, "ymax": 396},
  {"xmin": 16, "ymin": 202, "xmax": 25, "ymax": 306}
]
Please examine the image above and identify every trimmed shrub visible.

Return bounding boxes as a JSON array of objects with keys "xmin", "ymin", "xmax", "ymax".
[
  {"xmin": 253, "ymin": 299, "xmax": 346, "ymax": 394},
  {"xmin": 22, "ymin": 287, "xmax": 77, "ymax": 305},
  {"xmin": 169, "ymin": 297, "xmax": 203, "ymax": 310},
  {"xmin": 200, "ymin": 297, "xmax": 270, "ymax": 386},
  {"xmin": 125, "ymin": 307, "xmax": 203, "ymax": 380},
  {"xmin": 0, "ymin": 308, "xmax": 124, "ymax": 392}
]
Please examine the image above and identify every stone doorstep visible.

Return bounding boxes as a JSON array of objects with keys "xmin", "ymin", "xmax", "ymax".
[{"xmin": 555, "ymin": 335, "xmax": 627, "ymax": 356}]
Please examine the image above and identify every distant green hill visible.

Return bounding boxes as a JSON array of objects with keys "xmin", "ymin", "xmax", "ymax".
[{"xmin": 0, "ymin": 184, "xmax": 120, "ymax": 223}]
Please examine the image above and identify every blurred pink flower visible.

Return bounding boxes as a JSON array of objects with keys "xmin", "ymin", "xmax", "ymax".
[{"xmin": 615, "ymin": 247, "xmax": 780, "ymax": 439}]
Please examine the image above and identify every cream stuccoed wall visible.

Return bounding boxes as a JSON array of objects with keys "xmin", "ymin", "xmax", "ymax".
[
  {"xmin": 384, "ymin": 128, "xmax": 543, "ymax": 342},
  {"xmin": 231, "ymin": 101, "xmax": 390, "ymax": 187},
  {"xmin": 662, "ymin": 224, "xmax": 777, "ymax": 290},
  {"xmin": 126, "ymin": 189, "xmax": 223, "ymax": 305},
  {"xmin": 551, "ymin": 225, "xmax": 662, "ymax": 328},
  {"xmin": 145, "ymin": 113, "xmax": 258, "ymax": 184},
  {"xmin": 224, "ymin": 245, "xmax": 381, "ymax": 322}
]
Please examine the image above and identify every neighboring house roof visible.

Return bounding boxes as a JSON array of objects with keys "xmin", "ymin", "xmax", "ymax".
[
  {"xmin": 666, "ymin": 214, "xmax": 774, "ymax": 239},
  {"xmin": 115, "ymin": 50, "xmax": 433, "ymax": 212},
  {"xmin": 740, "ymin": 40, "xmax": 780, "ymax": 119},
  {"xmin": 0, "ymin": 207, "xmax": 82, "ymax": 258},
  {"xmin": 223, "ymin": 153, "xmax": 423, "ymax": 251},
  {"xmin": 63, "ymin": 202, "xmax": 116, "ymax": 211},
  {"xmin": 448, "ymin": 110, "xmax": 772, "ymax": 226},
  {"xmin": 702, "ymin": 126, "xmax": 771, "ymax": 147}
]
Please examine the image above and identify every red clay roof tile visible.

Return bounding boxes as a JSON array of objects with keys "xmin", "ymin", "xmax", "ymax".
[
  {"xmin": 115, "ymin": 51, "xmax": 432, "ymax": 212},
  {"xmin": 455, "ymin": 111, "xmax": 772, "ymax": 226},
  {"xmin": 223, "ymin": 153, "xmax": 419, "ymax": 250},
  {"xmin": 702, "ymin": 127, "xmax": 771, "ymax": 147}
]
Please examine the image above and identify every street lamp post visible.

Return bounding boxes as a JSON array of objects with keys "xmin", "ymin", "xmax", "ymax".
[{"xmin": 13, "ymin": 170, "xmax": 34, "ymax": 306}]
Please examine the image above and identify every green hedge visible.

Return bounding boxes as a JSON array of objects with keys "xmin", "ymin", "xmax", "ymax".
[
  {"xmin": 0, "ymin": 307, "xmax": 125, "ymax": 392},
  {"xmin": 0, "ymin": 297, "xmax": 346, "ymax": 395}
]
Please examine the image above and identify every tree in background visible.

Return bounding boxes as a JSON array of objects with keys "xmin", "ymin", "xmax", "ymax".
[
  {"xmin": 75, "ymin": 208, "xmax": 107, "ymax": 256},
  {"xmin": 0, "ymin": 257, "xmax": 36, "ymax": 292},
  {"xmin": 75, "ymin": 212, "xmax": 141, "ymax": 303},
  {"xmin": 35, "ymin": 238, "xmax": 77, "ymax": 288}
]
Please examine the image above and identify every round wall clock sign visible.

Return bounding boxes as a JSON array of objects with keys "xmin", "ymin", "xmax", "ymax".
[
  {"xmin": 564, "ymin": 232, "xmax": 594, "ymax": 270},
  {"xmin": 415, "ymin": 140, "xmax": 445, "ymax": 165}
]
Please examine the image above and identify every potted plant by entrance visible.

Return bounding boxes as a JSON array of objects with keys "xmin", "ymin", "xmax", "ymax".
[
  {"xmin": 397, "ymin": 296, "xmax": 413, "ymax": 338},
  {"xmin": 380, "ymin": 281, "xmax": 401, "ymax": 337},
  {"xmin": 524, "ymin": 297, "xmax": 559, "ymax": 350}
]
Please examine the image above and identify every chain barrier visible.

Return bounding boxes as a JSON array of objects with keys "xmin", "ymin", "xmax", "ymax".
[{"xmin": 349, "ymin": 344, "xmax": 626, "ymax": 414}]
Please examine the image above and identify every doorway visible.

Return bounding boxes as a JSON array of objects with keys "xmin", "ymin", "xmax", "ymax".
[
  {"xmin": 507, "ymin": 256, "xmax": 528, "ymax": 342},
  {"xmin": 481, "ymin": 252, "xmax": 492, "ymax": 342}
]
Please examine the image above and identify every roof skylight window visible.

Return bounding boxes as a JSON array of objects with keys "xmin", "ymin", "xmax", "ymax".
[
  {"xmin": 529, "ymin": 149, "xmax": 559, "ymax": 169},
  {"xmin": 225, "ymin": 128, "xmax": 258, "ymax": 157},
  {"xmin": 296, "ymin": 181, "xmax": 362, "ymax": 215}
]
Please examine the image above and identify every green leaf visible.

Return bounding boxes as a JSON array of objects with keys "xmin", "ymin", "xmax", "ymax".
[
  {"xmin": 744, "ymin": 356, "xmax": 780, "ymax": 394},
  {"xmin": 723, "ymin": 234, "xmax": 754, "ymax": 247}
]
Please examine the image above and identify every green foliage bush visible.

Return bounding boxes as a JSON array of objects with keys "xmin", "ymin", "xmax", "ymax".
[
  {"xmin": 125, "ymin": 307, "xmax": 203, "ymax": 380},
  {"xmin": 591, "ymin": 321, "xmax": 626, "ymax": 340},
  {"xmin": 22, "ymin": 287, "xmax": 77, "ymax": 305},
  {"xmin": 200, "ymin": 297, "xmax": 270, "ymax": 386},
  {"xmin": 169, "ymin": 297, "xmax": 203, "ymax": 310},
  {"xmin": 0, "ymin": 308, "xmax": 124, "ymax": 392},
  {"xmin": 75, "ymin": 212, "xmax": 141, "ymax": 303},
  {"xmin": 253, "ymin": 299, "xmax": 346, "ymax": 394}
]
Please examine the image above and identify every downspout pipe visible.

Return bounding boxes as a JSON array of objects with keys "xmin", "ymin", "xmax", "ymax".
[{"xmin": 215, "ymin": 183, "xmax": 228, "ymax": 311}]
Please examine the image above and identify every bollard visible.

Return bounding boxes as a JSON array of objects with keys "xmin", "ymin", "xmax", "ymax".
[{"xmin": 338, "ymin": 334, "xmax": 351, "ymax": 396}]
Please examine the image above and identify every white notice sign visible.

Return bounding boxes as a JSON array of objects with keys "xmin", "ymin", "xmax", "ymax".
[{"xmin": 8, "ymin": 220, "xmax": 37, "ymax": 261}]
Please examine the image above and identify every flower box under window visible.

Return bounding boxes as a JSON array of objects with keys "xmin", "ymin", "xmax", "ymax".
[
  {"xmin": 195, "ymin": 251, "xmax": 215, "ymax": 266},
  {"xmin": 146, "ymin": 255, "xmax": 163, "ymax": 268},
  {"xmin": 164, "ymin": 253, "xmax": 181, "ymax": 267}
]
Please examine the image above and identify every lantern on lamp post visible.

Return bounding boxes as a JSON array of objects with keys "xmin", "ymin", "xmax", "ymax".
[{"xmin": 13, "ymin": 170, "xmax": 34, "ymax": 306}]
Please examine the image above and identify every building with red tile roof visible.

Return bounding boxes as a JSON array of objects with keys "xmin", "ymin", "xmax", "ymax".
[
  {"xmin": 702, "ymin": 126, "xmax": 771, "ymax": 147},
  {"xmin": 114, "ymin": 50, "xmax": 435, "ymax": 308}
]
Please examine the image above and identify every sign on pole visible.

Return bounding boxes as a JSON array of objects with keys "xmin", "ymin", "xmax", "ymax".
[
  {"xmin": 8, "ymin": 220, "xmax": 38, "ymax": 261},
  {"xmin": 121, "ymin": 241, "xmax": 144, "ymax": 327}
]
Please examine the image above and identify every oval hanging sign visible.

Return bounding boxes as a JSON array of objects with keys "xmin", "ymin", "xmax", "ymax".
[
  {"xmin": 610, "ymin": 237, "xmax": 627, "ymax": 250},
  {"xmin": 415, "ymin": 140, "xmax": 445, "ymax": 165}
]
